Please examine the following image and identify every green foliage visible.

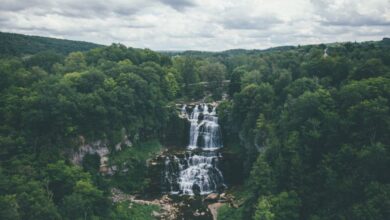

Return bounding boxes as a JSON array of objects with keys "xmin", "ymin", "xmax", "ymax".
[
  {"xmin": 5, "ymin": 176, "xmax": 61, "ymax": 220},
  {"xmin": 1, "ymin": 34, "xmax": 389, "ymax": 220},
  {"xmin": 165, "ymin": 72, "xmax": 180, "ymax": 98},
  {"xmin": 218, "ymin": 204, "xmax": 245, "ymax": 220},
  {"xmin": 0, "ymin": 43, "xmax": 173, "ymax": 219},
  {"xmin": 228, "ymin": 67, "xmax": 244, "ymax": 96},
  {"xmin": 0, "ymin": 31, "xmax": 102, "ymax": 57},
  {"xmin": 110, "ymin": 201, "xmax": 159, "ymax": 220},
  {"xmin": 61, "ymin": 180, "xmax": 109, "ymax": 220},
  {"xmin": 249, "ymin": 155, "xmax": 274, "ymax": 197},
  {"xmin": 63, "ymin": 52, "xmax": 88, "ymax": 72},
  {"xmin": 46, "ymin": 160, "xmax": 90, "ymax": 203},
  {"xmin": 254, "ymin": 191, "xmax": 301, "ymax": 220},
  {"xmin": 171, "ymin": 56, "xmax": 229, "ymax": 100},
  {"xmin": 0, "ymin": 194, "xmax": 20, "ymax": 220},
  {"xmin": 218, "ymin": 40, "xmax": 390, "ymax": 220},
  {"xmin": 109, "ymin": 140, "xmax": 162, "ymax": 193},
  {"xmin": 197, "ymin": 61, "xmax": 227, "ymax": 99},
  {"xmin": 24, "ymin": 50, "xmax": 65, "ymax": 72}
]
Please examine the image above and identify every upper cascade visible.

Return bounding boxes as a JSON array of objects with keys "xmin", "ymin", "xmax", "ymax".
[{"xmin": 186, "ymin": 104, "xmax": 223, "ymax": 150}]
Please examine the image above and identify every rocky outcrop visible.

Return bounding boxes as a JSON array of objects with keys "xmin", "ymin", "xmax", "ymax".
[
  {"xmin": 204, "ymin": 193, "xmax": 219, "ymax": 202},
  {"xmin": 70, "ymin": 135, "xmax": 132, "ymax": 174},
  {"xmin": 115, "ymin": 134, "xmax": 132, "ymax": 151},
  {"xmin": 204, "ymin": 192, "xmax": 237, "ymax": 220},
  {"xmin": 71, "ymin": 139, "xmax": 109, "ymax": 166}
]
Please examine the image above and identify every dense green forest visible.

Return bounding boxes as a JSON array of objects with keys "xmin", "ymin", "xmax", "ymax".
[
  {"xmin": 0, "ymin": 32, "xmax": 102, "ymax": 57},
  {"xmin": 0, "ymin": 32, "xmax": 389, "ymax": 219},
  {"xmin": 216, "ymin": 38, "xmax": 390, "ymax": 220}
]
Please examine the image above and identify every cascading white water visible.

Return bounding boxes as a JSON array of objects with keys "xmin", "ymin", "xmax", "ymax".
[
  {"xmin": 163, "ymin": 104, "xmax": 225, "ymax": 195},
  {"xmin": 181, "ymin": 104, "xmax": 187, "ymax": 116},
  {"xmin": 188, "ymin": 105, "xmax": 201, "ymax": 149},
  {"xmin": 188, "ymin": 104, "xmax": 222, "ymax": 150}
]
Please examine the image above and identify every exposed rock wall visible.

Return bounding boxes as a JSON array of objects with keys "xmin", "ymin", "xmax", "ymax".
[{"xmin": 71, "ymin": 135, "xmax": 132, "ymax": 174}]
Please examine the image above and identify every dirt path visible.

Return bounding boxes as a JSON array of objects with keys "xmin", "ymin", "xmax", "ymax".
[{"xmin": 208, "ymin": 202, "xmax": 224, "ymax": 220}]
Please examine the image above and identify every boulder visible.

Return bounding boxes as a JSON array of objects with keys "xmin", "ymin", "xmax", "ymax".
[
  {"xmin": 204, "ymin": 193, "xmax": 219, "ymax": 202},
  {"xmin": 152, "ymin": 211, "xmax": 161, "ymax": 217}
]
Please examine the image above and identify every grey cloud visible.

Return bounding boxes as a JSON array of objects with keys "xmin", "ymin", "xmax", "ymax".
[
  {"xmin": 354, "ymin": 26, "xmax": 390, "ymax": 36},
  {"xmin": 0, "ymin": 0, "xmax": 41, "ymax": 11},
  {"xmin": 5, "ymin": 22, "xmax": 101, "ymax": 37},
  {"xmin": 168, "ymin": 31, "xmax": 215, "ymax": 39},
  {"xmin": 0, "ymin": 15, "xmax": 10, "ymax": 23},
  {"xmin": 0, "ymin": 0, "xmax": 145, "ymax": 18},
  {"xmin": 246, "ymin": 31, "xmax": 273, "ymax": 39},
  {"xmin": 0, "ymin": 14, "xmax": 22, "ymax": 30},
  {"xmin": 158, "ymin": 0, "xmax": 196, "ymax": 11},
  {"xmin": 311, "ymin": 0, "xmax": 390, "ymax": 27},
  {"xmin": 0, "ymin": 0, "xmax": 389, "ymax": 51},
  {"xmin": 49, "ymin": 1, "xmax": 142, "ymax": 18},
  {"xmin": 222, "ymin": 16, "xmax": 283, "ymax": 30},
  {"xmin": 112, "ymin": 7, "xmax": 141, "ymax": 17},
  {"xmin": 321, "ymin": 15, "xmax": 390, "ymax": 27},
  {"xmin": 126, "ymin": 23, "xmax": 156, "ymax": 29}
]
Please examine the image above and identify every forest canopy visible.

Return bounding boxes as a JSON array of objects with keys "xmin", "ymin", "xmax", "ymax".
[{"xmin": 0, "ymin": 33, "xmax": 389, "ymax": 219}]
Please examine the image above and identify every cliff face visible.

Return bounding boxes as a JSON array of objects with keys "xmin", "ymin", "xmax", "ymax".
[{"xmin": 70, "ymin": 135, "xmax": 132, "ymax": 174}]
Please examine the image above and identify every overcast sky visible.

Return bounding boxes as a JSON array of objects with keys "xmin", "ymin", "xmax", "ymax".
[{"xmin": 0, "ymin": 0, "xmax": 389, "ymax": 51}]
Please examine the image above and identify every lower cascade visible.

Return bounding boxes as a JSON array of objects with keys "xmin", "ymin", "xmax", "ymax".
[{"xmin": 163, "ymin": 104, "xmax": 226, "ymax": 195}]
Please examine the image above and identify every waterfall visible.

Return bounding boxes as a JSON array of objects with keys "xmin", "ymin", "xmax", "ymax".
[
  {"xmin": 188, "ymin": 105, "xmax": 200, "ymax": 149},
  {"xmin": 163, "ymin": 104, "xmax": 225, "ymax": 195},
  {"xmin": 188, "ymin": 104, "xmax": 223, "ymax": 150},
  {"xmin": 181, "ymin": 104, "xmax": 187, "ymax": 116}
]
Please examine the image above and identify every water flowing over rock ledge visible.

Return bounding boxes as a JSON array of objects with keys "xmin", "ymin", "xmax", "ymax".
[{"xmin": 163, "ymin": 104, "xmax": 226, "ymax": 196}]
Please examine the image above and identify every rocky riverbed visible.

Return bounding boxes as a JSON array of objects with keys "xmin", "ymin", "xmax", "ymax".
[{"xmin": 111, "ymin": 188, "xmax": 236, "ymax": 220}]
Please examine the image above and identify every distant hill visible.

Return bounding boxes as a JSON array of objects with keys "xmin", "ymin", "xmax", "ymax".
[
  {"xmin": 160, "ymin": 45, "xmax": 297, "ymax": 57},
  {"xmin": 162, "ymin": 38, "xmax": 390, "ymax": 57},
  {"xmin": 0, "ymin": 32, "xmax": 104, "ymax": 57}
]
